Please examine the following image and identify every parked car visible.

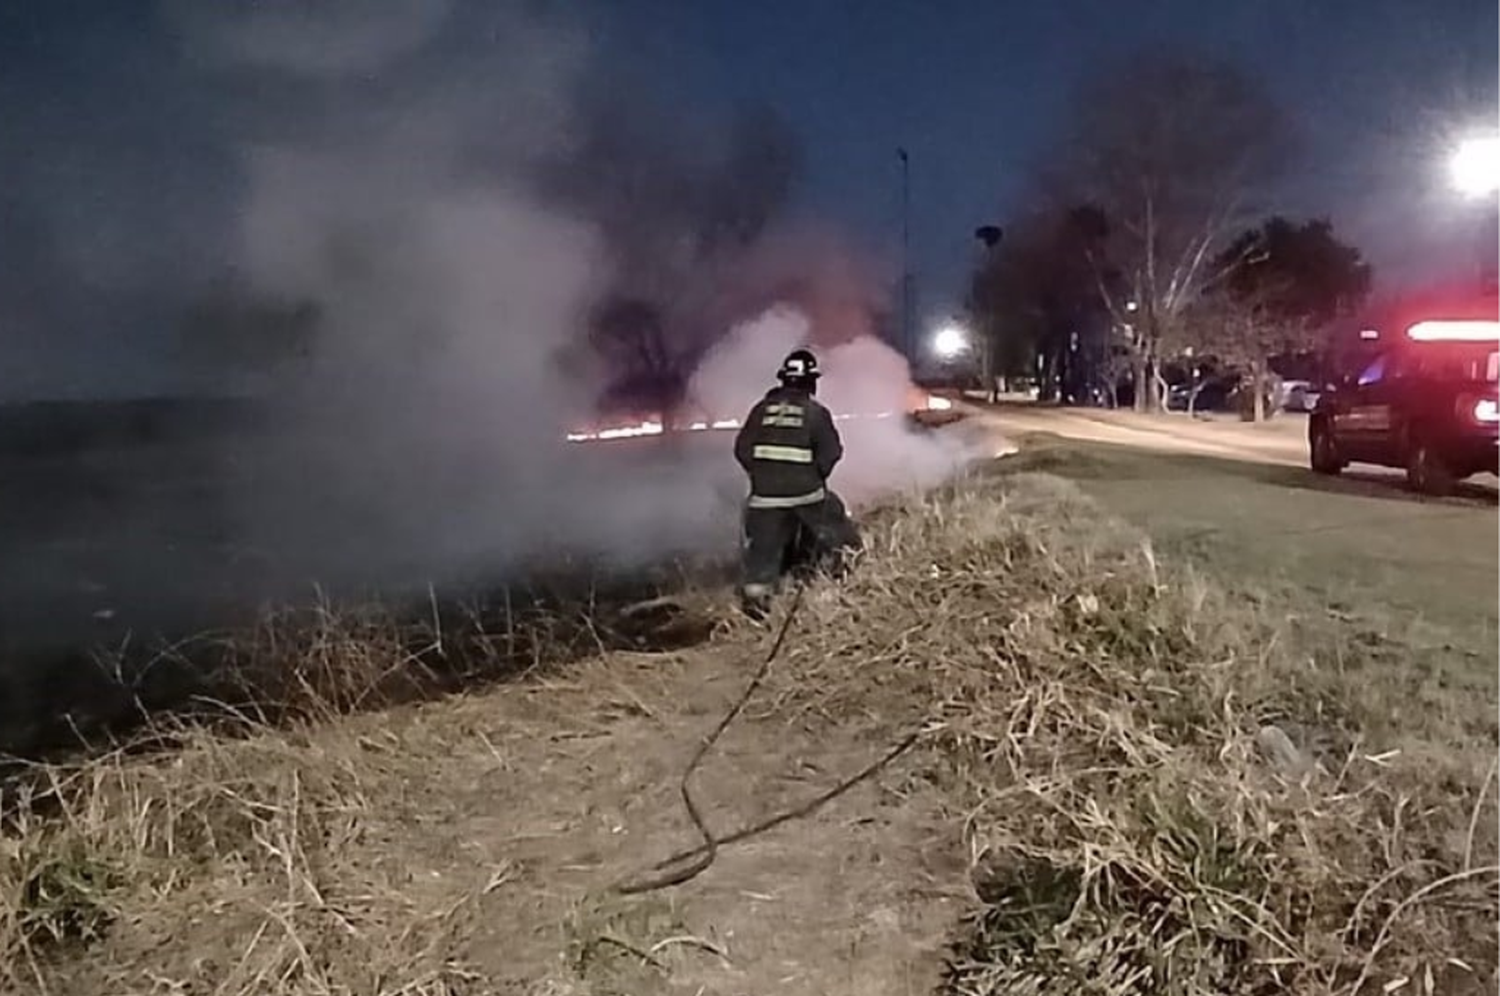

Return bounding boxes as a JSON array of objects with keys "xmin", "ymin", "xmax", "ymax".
[
  {"xmin": 1166, "ymin": 379, "xmax": 1232, "ymax": 413},
  {"xmin": 1279, "ymin": 380, "xmax": 1321, "ymax": 413}
]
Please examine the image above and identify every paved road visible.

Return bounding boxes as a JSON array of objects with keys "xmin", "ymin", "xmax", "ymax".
[
  {"xmin": 969, "ymin": 403, "xmax": 1500, "ymax": 496},
  {"xmin": 970, "ymin": 403, "xmax": 1309, "ymax": 466}
]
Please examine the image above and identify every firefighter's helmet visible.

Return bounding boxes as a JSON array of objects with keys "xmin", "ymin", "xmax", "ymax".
[{"xmin": 777, "ymin": 348, "xmax": 820, "ymax": 387}]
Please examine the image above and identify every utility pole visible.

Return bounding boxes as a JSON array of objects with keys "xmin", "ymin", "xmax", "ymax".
[
  {"xmin": 974, "ymin": 224, "xmax": 1003, "ymax": 402},
  {"xmin": 898, "ymin": 147, "xmax": 912, "ymax": 361}
]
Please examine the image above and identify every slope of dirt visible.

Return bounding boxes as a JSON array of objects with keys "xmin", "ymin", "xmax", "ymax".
[{"xmin": 19, "ymin": 644, "xmax": 967, "ymax": 996}]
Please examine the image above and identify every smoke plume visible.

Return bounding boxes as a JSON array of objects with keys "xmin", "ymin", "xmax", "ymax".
[{"xmin": 171, "ymin": 0, "xmax": 981, "ymax": 596}]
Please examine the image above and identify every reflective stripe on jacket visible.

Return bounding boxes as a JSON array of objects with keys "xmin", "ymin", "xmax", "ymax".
[
  {"xmin": 733, "ymin": 386, "xmax": 843, "ymax": 503},
  {"xmin": 751, "ymin": 444, "xmax": 813, "ymax": 463},
  {"xmin": 746, "ymin": 487, "xmax": 826, "ymax": 509}
]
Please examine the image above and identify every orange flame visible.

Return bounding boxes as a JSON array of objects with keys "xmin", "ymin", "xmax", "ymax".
[{"xmin": 563, "ymin": 394, "xmax": 952, "ymax": 443}]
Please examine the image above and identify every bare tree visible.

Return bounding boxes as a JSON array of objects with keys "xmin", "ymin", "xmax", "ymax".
[
  {"xmin": 1182, "ymin": 216, "xmax": 1372, "ymax": 421},
  {"xmin": 1050, "ymin": 51, "xmax": 1293, "ymax": 411},
  {"xmin": 1176, "ymin": 295, "xmax": 1290, "ymax": 421}
]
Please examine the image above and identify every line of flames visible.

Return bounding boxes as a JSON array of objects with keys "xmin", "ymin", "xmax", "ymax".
[
  {"xmin": 564, "ymin": 410, "xmax": 889, "ymax": 443},
  {"xmin": 564, "ymin": 395, "xmax": 953, "ymax": 443}
]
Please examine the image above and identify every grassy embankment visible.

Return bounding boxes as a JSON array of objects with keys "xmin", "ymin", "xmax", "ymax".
[{"xmin": 2, "ymin": 439, "xmax": 1495, "ymax": 995}]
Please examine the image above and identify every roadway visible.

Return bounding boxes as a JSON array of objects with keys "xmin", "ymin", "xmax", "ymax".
[
  {"xmin": 965, "ymin": 400, "xmax": 1500, "ymax": 496},
  {"xmin": 967, "ymin": 401, "xmax": 1306, "ymax": 464}
]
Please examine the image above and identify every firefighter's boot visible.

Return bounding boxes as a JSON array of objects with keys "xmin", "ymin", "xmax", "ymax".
[{"xmin": 740, "ymin": 582, "xmax": 773, "ymax": 622}]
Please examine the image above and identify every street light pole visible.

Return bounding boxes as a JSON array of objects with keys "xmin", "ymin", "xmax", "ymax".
[{"xmin": 973, "ymin": 224, "xmax": 1003, "ymax": 402}]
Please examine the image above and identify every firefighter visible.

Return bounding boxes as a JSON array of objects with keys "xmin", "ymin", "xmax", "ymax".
[{"xmin": 733, "ymin": 348, "xmax": 860, "ymax": 617}]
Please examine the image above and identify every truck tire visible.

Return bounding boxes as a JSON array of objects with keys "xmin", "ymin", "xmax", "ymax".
[
  {"xmin": 1309, "ymin": 419, "xmax": 1343, "ymax": 475},
  {"xmin": 1406, "ymin": 436, "xmax": 1455, "ymax": 497}
]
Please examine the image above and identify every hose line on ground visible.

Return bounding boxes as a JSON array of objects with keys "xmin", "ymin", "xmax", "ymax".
[{"xmin": 612, "ymin": 583, "xmax": 921, "ymax": 895}]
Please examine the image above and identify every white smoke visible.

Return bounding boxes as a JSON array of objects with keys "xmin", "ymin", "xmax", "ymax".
[
  {"xmin": 159, "ymin": 1, "xmax": 627, "ymax": 588},
  {"xmin": 820, "ymin": 337, "xmax": 983, "ymax": 506},
  {"xmin": 159, "ymin": 0, "xmax": 980, "ymax": 595},
  {"xmin": 687, "ymin": 306, "xmax": 809, "ymax": 418},
  {"xmin": 688, "ymin": 306, "xmax": 984, "ymax": 510}
]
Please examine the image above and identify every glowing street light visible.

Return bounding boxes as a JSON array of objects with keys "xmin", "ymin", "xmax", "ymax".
[
  {"xmin": 931, "ymin": 324, "xmax": 970, "ymax": 360},
  {"xmin": 1450, "ymin": 135, "xmax": 1500, "ymax": 198}
]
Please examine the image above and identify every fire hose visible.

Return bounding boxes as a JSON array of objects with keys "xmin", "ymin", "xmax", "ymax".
[{"xmin": 612, "ymin": 582, "xmax": 923, "ymax": 895}]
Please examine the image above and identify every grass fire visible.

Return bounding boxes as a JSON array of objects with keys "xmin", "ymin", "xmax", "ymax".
[{"xmin": 2, "ymin": 1, "xmax": 1496, "ymax": 994}]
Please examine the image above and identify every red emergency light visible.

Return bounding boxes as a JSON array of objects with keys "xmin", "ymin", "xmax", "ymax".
[{"xmin": 1406, "ymin": 320, "xmax": 1500, "ymax": 342}]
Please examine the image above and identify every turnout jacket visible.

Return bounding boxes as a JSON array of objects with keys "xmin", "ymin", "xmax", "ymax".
[{"xmin": 733, "ymin": 386, "xmax": 843, "ymax": 508}]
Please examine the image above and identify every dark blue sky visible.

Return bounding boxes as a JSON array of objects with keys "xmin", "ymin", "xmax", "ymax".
[
  {"xmin": 598, "ymin": 0, "xmax": 1496, "ymax": 311},
  {"xmin": 0, "ymin": 1, "xmax": 1495, "ymax": 396}
]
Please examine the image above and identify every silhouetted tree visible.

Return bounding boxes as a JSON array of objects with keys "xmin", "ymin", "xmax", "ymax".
[
  {"xmin": 968, "ymin": 206, "xmax": 1118, "ymax": 402},
  {"xmin": 1218, "ymin": 217, "xmax": 1372, "ymax": 325},
  {"xmin": 586, "ymin": 296, "xmax": 688, "ymax": 420},
  {"xmin": 1050, "ymin": 51, "xmax": 1294, "ymax": 410},
  {"xmin": 1188, "ymin": 217, "xmax": 1372, "ymax": 420}
]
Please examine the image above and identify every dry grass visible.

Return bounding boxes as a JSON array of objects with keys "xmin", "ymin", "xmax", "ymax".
[
  {"xmin": 0, "ymin": 600, "xmax": 731, "ymax": 994},
  {"xmin": 0, "ymin": 468, "xmax": 1494, "ymax": 995},
  {"xmin": 2, "ymin": 728, "xmax": 432, "ymax": 993},
  {"xmin": 749, "ymin": 471, "xmax": 1499, "ymax": 995}
]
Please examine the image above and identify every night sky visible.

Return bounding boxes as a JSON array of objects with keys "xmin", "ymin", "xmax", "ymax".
[
  {"xmin": 602, "ymin": 0, "xmax": 1497, "ymax": 301},
  {"xmin": 0, "ymin": 0, "xmax": 1495, "ymax": 398}
]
